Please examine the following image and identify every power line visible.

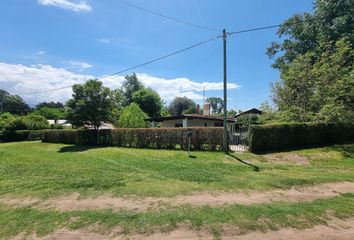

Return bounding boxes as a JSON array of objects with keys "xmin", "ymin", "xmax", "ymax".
[
  {"xmin": 22, "ymin": 35, "xmax": 221, "ymax": 95},
  {"xmin": 96, "ymin": 35, "xmax": 221, "ymax": 80},
  {"xmin": 117, "ymin": 0, "xmax": 220, "ymax": 33},
  {"xmin": 228, "ymin": 16, "xmax": 324, "ymax": 35},
  {"xmin": 19, "ymin": 17, "xmax": 332, "ymax": 96}
]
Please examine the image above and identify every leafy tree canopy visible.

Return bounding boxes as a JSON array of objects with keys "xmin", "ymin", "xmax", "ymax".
[
  {"xmin": 168, "ymin": 97, "xmax": 197, "ymax": 115},
  {"xmin": 32, "ymin": 107, "xmax": 66, "ymax": 120},
  {"xmin": 118, "ymin": 103, "xmax": 148, "ymax": 128},
  {"xmin": 66, "ymin": 80, "xmax": 115, "ymax": 129},
  {"xmin": 35, "ymin": 101, "xmax": 64, "ymax": 109},
  {"xmin": 0, "ymin": 89, "xmax": 31, "ymax": 115},
  {"xmin": 132, "ymin": 88, "xmax": 163, "ymax": 118},
  {"xmin": 268, "ymin": 0, "xmax": 354, "ymax": 123},
  {"xmin": 121, "ymin": 73, "xmax": 144, "ymax": 106},
  {"xmin": 206, "ymin": 97, "xmax": 224, "ymax": 114}
]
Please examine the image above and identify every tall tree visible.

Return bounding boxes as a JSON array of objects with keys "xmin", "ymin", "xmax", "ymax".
[
  {"xmin": 32, "ymin": 107, "xmax": 66, "ymax": 120},
  {"xmin": 267, "ymin": 0, "xmax": 354, "ymax": 122},
  {"xmin": 132, "ymin": 88, "xmax": 163, "ymax": 117},
  {"xmin": 0, "ymin": 89, "xmax": 31, "ymax": 115},
  {"xmin": 66, "ymin": 80, "xmax": 115, "ymax": 130},
  {"xmin": 121, "ymin": 73, "xmax": 144, "ymax": 106},
  {"xmin": 206, "ymin": 97, "xmax": 224, "ymax": 114},
  {"xmin": 35, "ymin": 101, "xmax": 64, "ymax": 109},
  {"xmin": 168, "ymin": 97, "xmax": 197, "ymax": 115}
]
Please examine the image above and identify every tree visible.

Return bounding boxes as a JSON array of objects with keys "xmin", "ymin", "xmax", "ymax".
[
  {"xmin": 227, "ymin": 109, "xmax": 237, "ymax": 117},
  {"xmin": 267, "ymin": 0, "xmax": 354, "ymax": 122},
  {"xmin": 118, "ymin": 103, "xmax": 148, "ymax": 128},
  {"xmin": 35, "ymin": 101, "xmax": 64, "ymax": 109},
  {"xmin": 132, "ymin": 88, "xmax": 163, "ymax": 117},
  {"xmin": 206, "ymin": 97, "xmax": 224, "ymax": 114},
  {"xmin": 66, "ymin": 80, "xmax": 115, "ymax": 130},
  {"xmin": 32, "ymin": 107, "xmax": 66, "ymax": 120},
  {"xmin": 0, "ymin": 112, "xmax": 15, "ymax": 130},
  {"xmin": 109, "ymin": 89, "xmax": 124, "ymax": 127},
  {"xmin": 121, "ymin": 73, "xmax": 144, "ymax": 106},
  {"xmin": 0, "ymin": 89, "xmax": 31, "ymax": 115},
  {"xmin": 168, "ymin": 97, "xmax": 197, "ymax": 115}
]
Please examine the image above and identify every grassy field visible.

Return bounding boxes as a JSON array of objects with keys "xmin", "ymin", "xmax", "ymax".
[
  {"xmin": 0, "ymin": 141, "xmax": 353, "ymax": 238},
  {"xmin": 0, "ymin": 141, "xmax": 353, "ymax": 198}
]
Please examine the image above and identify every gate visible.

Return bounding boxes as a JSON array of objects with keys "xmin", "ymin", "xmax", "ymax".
[{"xmin": 229, "ymin": 126, "xmax": 250, "ymax": 152}]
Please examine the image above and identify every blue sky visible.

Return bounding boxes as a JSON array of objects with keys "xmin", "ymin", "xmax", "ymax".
[{"xmin": 0, "ymin": 0, "xmax": 313, "ymax": 110}]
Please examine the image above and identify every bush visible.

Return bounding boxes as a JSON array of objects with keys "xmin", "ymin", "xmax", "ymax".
[
  {"xmin": 0, "ymin": 130, "xmax": 44, "ymax": 142},
  {"xmin": 249, "ymin": 122, "xmax": 354, "ymax": 152},
  {"xmin": 43, "ymin": 127, "xmax": 223, "ymax": 151},
  {"xmin": 23, "ymin": 115, "xmax": 50, "ymax": 130},
  {"xmin": 118, "ymin": 103, "xmax": 148, "ymax": 128}
]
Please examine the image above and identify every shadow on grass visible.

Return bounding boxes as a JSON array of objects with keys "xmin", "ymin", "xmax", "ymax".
[
  {"xmin": 58, "ymin": 145, "xmax": 95, "ymax": 153},
  {"xmin": 250, "ymin": 143, "xmax": 354, "ymax": 155},
  {"xmin": 330, "ymin": 144, "xmax": 354, "ymax": 158},
  {"xmin": 227, "ymin": 152, "xmax": 261, "ymax": 172}
]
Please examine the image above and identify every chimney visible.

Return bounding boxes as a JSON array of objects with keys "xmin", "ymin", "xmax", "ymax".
[{"xmin": 203, "ymin": 102, "xmax": 211, "ymax": 115}]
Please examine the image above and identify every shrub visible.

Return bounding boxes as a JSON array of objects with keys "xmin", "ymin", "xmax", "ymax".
[
  {"xmin": 118, "ymin": 103, "xmax": 148, "ymax": 128},
  {"xmin": 0, "ymin": 130, "xmax": 44, "ymax": 142},
  {"xmin": 23, "ymin": 114, "xmax": 50, "ymax": 130},
  {"xmin": 42, "ymin": 127, "xmax": 223, "ymax": 150},
  {"xmin": 249, "ymin": 122, "xmax": 354, "ymax": 152}
]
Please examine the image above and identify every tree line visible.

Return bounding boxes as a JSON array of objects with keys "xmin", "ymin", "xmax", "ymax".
[{"xmin": 0, "ymin": 73, "xmax": 226, "ymax": 131}]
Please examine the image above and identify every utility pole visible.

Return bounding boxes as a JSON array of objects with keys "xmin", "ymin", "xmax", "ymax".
[{"xmin": 222, "ymin": 29, "xmax": 228, "ymax": 153}]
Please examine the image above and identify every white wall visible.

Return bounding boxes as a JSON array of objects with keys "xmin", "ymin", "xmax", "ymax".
[{"xmin": 158, "ymin": 119, "xmax": 233, "ymax": 129}]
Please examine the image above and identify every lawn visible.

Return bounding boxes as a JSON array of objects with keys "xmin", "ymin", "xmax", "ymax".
[
  {"xmin": 0, "ymin": 141, "xmax": 353, "ymax": 198},
  {"xmin": 0, "ymin": 141, "xmax": 354, "ymax": 238}
]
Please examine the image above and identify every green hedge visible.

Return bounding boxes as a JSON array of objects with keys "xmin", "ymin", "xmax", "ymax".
[
  {"xmin": 42, "ymin": 127, "xmax": 223, "ymax": 150},
  {"xmin": 0, "ymin": 130, "xmax": 44, "ymax": 142},
  {"xmin": 249, "ymin": 123, "xmax": 354, "ymax": 152}
]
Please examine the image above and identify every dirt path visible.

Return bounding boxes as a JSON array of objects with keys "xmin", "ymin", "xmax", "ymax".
[
  {"xmin": 24, "ymin": 217, "xmax": 354, "ymax": 240},
  {"xmin": 1, "ymin": 182, "xmax": 354, "ymax": 211}
]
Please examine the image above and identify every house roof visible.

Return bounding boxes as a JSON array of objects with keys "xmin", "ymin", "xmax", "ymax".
[
  {"xmin": 146, "ymin": 114, "xmax": 235, "ymax": 123},
  {"xmin": 234, "ymin": 108, "xmax": 262, "ymax": 118}
]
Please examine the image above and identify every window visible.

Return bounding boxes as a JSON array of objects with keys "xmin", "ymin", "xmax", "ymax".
[
  {"xmin": 175, "ymin": 123, "xmax": 183, "ymax": 128},
  {"xmin": 204, "ymin": 123, "xmax": 207, "ymax": 127},
  {"xmin": 214, "ymin": 122, "xmax": 223, "ymax": 127}
]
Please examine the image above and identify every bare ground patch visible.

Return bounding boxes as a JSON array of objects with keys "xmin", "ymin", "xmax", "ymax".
[
  {"xmin": 16, "ymin": 217, "xmax": 354, "ymax": 240},
  {"xmin": 1, "ymin": 182, "xmax": 354, "ymax": 212},
  {"xmin": 264, "ymin": 153, "xmax": 311, "ymax": 165}
]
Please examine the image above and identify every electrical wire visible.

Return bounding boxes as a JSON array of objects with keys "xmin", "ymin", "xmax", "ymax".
[
  {"xmin": 22, "ymin": 35, "xmax": 221, "ymax": 95},
  {"xmin": 228, "ymin": 17, "xmax": 322, "ymax": 35},
  {"xmin": 117, "ymin": 0, "xmax": 220, "ymax": 33}
]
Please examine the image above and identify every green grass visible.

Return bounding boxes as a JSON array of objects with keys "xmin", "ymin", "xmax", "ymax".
[
  {"xmin": 0, "ymin": 141, "xmax": 353, "ymax": 198},
  {"xmin": 1, "ymin": 194, "xmax": 354, "ymax": 238}
]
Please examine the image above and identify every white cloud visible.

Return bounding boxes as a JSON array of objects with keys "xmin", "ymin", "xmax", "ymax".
[
  {"xmin": 132, "ymin": 73, "xmax": 240, "ymax": 101},
  {"xmin": 38, "ymin": 0, "xmax": 92, "ymax": 12},
  {"xmin": 37, "ymin": 51, "xmax": 46, "ymax": 56},
  {"xmin": 0, "ymin": 63, "xmax": 92, "ymax": 105},
  {"xmin": 64, "ymin": 60, "xmax": 92, "ymax": 71},
  {"xmin": 99, "ymin": 38, "xmax": 113, "ymax": 44},
  {"xmin": 0, "ymin": 62, "xmax": 240, "ymax": 106}
]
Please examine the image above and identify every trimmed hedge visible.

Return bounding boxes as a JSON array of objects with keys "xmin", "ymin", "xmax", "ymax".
[
  {"xmin": 249, "ymin": 122, "xmax": 354, "ymax": 152},
  {"xmin": 0, "ymin": 130, "xmax": 44, "ymax": 142},
  {"xmin": 42, "ymin": 127, "xmax": 223, "ymax": 151}
]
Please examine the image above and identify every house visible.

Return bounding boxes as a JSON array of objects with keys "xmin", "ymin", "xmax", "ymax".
[
  {"xmin": 47, "ymin": 119, "xmax": 72, "ymax": 128},
  {"xmin": 146, "ymin": 103, "xmax": 235, "ymax": 130},
  {"xmin": 234, "ymin": 108, "xmax": 262, "ymax": 119}
]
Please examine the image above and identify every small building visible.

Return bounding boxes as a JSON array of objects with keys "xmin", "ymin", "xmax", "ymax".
[
  {"xmin": 147, "ymin": 102, "xmax": 235, "ymax": 128},
  {"xmin": 47, "ymin": 119, "xmax": 72, "ymax": 128},
  {"xmin": 234, "ymin": 108, "xmax": 262, "ymax": 119},
  {"xmin": 147, "ymin": 114, "xmax": 235, "ymax": 129}
]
